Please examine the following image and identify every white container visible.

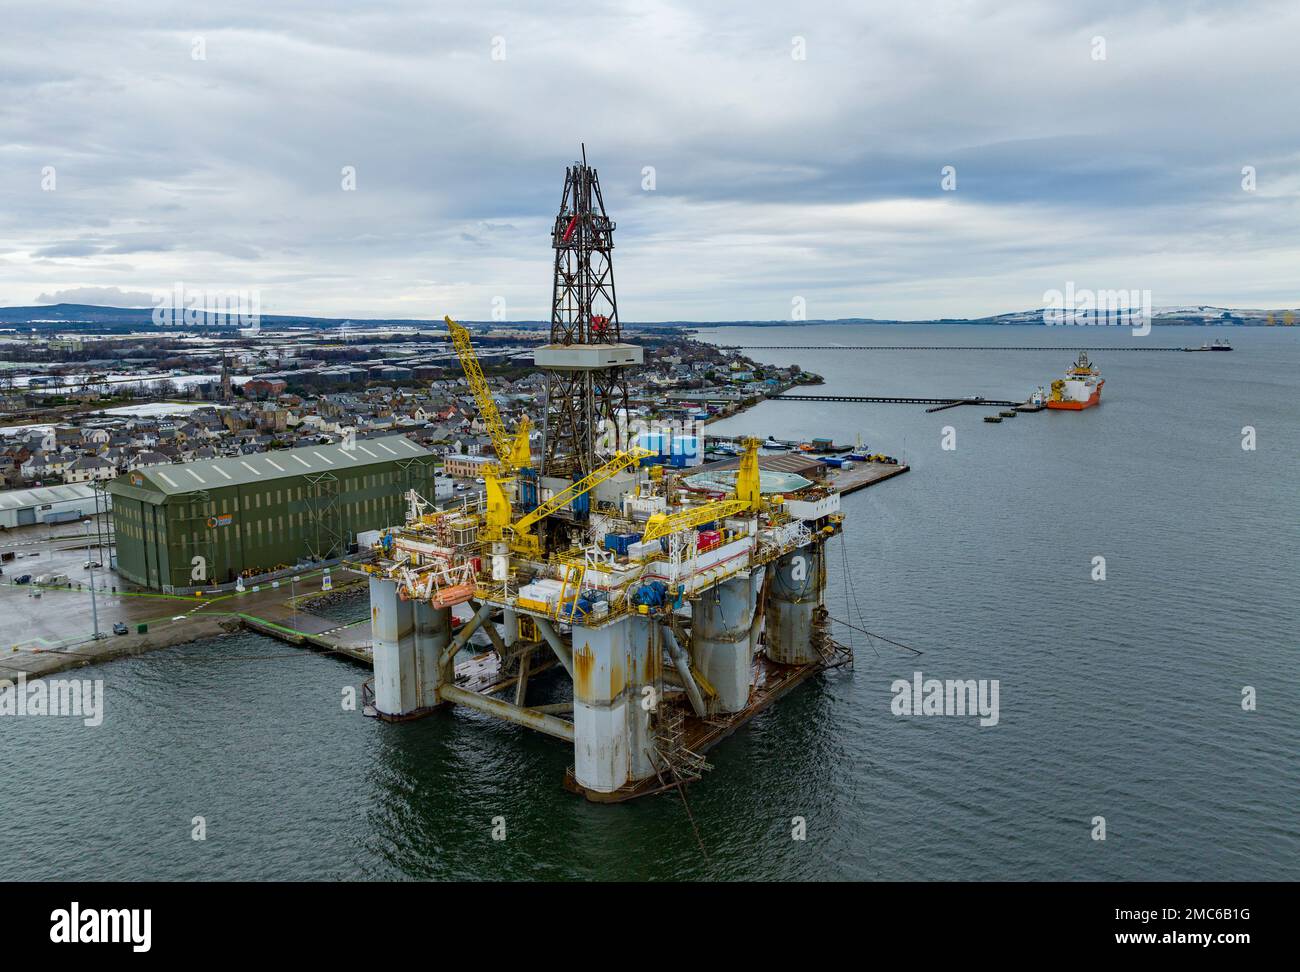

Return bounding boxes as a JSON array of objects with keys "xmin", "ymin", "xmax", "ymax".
[
  {"xmin": 519, "ymin": 578, "xmax": 565, "ymax": 609},
  {"xmin": 627, "ymin": 539, "xmax": 663, "ymax": 560}
]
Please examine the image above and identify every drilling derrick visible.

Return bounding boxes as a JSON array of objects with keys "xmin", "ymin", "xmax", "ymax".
[{"xmin": 537, "ymin": 148, "xmax": 643, "ymax": 480}]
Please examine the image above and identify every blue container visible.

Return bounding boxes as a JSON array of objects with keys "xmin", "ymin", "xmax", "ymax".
[
  {"xmin": 604, "ymin": 532, "xmax": 642, "ymax": 555},
  {"xmin": 519, "ymin": 469, "xmax": 539, "ymax": 513}
]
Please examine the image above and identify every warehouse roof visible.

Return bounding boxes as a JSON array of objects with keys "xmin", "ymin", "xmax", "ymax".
[
  {"xmin": 697, "ymin": 453, "xmax": 827, "ymax": 477},
  {"xmin": 0, "ymin": 482, "xmax": 103, "ymax": 512},
  {"xmin": 108, "ymin": 434, "xmax": 431, "ymax": 497}
]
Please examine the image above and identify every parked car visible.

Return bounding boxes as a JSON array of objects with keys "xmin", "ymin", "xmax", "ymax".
[
  {"xmin": 83, "ymin": 561, "xmax": 103, "ymax": 569},
  {"xmin": 13, "ymin": 574, "xmax": 31, "ymax": 584},
  {"xmin": 113, "ymin": 622, "xmax": 129, "ymax": 636}
]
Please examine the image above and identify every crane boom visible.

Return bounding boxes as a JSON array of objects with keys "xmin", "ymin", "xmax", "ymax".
[
  {"xmin": 445, "ymin": 315, "xmax": 515, "ymax": 469},
  {"xmin": 514, "ymin": 447, "xmax": 653, "ymax": 534},
  {"xmin": 641, "ymin": 499, "xmax": 753, "ymax": 542}
]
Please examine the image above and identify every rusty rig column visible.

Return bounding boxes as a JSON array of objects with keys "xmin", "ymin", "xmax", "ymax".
[
  {"xmin": 413, "ymin": 600, "xmax": 453, "ymax": 710},
  {"xmin": 691, "ymin": 566, "xmax": 766, "ymax": 713},
  {"xmin": 626, "ymin": 613, "xmax": 662, "ymax": 783},
  {"xmin": 571, "ymin": 615, "xmax": 633, "ymax": 794},
  {"xmin": 370, "ymin": 576, "xmax": 452, "ymax": 718},
  {"xmin": 370, "ymin": 575, "xmax": 415, "ymax": 717},
  {"xmin": 765, "ymin": 545, "xmax": 822, "ymax": 665}
]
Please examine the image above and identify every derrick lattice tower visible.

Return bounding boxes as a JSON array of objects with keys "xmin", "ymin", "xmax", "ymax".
[{"xmin": 537, "ymin": 147, "xmax": 642, "ymax": 480}]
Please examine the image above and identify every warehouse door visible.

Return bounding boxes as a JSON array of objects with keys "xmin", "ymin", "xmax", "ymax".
[{"xmin": 18, "ymin": 508, "xmax": 36, "ymax": 526}]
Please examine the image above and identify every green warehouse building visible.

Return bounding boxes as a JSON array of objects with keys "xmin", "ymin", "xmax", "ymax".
[{"xmin": 109, "ymin": 435, "xmax": 436, "ymax": 590}]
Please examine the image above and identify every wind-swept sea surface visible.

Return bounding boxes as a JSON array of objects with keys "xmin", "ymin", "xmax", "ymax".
[{"xmin": 3, "ymin": 325, "xmax": 1296, "ymax": 880}]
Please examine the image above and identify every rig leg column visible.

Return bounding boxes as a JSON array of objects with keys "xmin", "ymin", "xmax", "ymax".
[
  {"xmin": 413, "ymin": 600, "xmax": 452, "ymax": 709},
  {"xmin": 692, "ymin": 567, "xmax": 765, "ymax": 714},
  {"xmin": 765, "ymin": 545, "xmax": 822, "ymax": 665},
  {"xmin": 571, "ymin": 617, "xmax": 630, "ymax": 795},
  {"xmin": 369, "ymin": 575, "xmax": 419, "ymax": 718},
  {"xmin": 626, "ymin": 615, "xmax": 662, "ymax": 783}
]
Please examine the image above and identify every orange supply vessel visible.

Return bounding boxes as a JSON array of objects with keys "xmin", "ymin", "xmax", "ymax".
[{"xmin": 1046, "ymin": 351, "xmax": 1104, "ymax": 410}]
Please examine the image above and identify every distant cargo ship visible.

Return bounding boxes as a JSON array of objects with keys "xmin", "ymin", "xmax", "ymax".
[
  {"xmin": 1185, "ymin": 338, "xmax": 1233, "ymax": 351},
  {"xmin": 1046, "ymin": 351, "xmax": 1104, "ymax": 410}
]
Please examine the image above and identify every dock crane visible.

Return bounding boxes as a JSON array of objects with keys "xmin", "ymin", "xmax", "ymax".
[{"xmin": 445, "ymin": 315, "xmax": 531, "ymax": 473}]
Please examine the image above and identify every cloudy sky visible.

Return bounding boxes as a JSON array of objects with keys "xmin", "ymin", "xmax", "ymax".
[{"xmin": 1, "ymin": 0, "xmax": 1297, "ymax": 321}]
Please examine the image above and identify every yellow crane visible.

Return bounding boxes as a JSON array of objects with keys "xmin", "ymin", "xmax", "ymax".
[
  {"xmin": 484, "ymin": 446, "xmax": 654, "ymax": 555},
  {"xmin": 445, "ymin": 315, "xmax": 531, "ymax": 472},
  {"xmin": 640, "ymin": 438, "xmax": 761, "ymax": 541},
  {"xmin": 641, "ymin": 499, "xmax": 753, "ymax": 542},
  {"xmin": 736, "ymin": 436, "xmax": 761, "ymax": 511}
]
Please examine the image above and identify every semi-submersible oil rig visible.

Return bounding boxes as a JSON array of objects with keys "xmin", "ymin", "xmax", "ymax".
[{"xmin": 363, "ymin": 152, "xmax": 849, "ymax": 801}]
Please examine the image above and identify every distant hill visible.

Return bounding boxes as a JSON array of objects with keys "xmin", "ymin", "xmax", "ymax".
[
  {"xmin": 0, "ymin": 302, "xmax": 1294, "ymax": 330},
  {"xmin": 0, "ymin": 303, "xmax": 436, "ymax": 328}
]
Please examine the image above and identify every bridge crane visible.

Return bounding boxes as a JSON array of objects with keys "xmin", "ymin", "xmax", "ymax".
[{"xmin": 445, "ymin": 315, "xmax": 531, "ymax": 473}]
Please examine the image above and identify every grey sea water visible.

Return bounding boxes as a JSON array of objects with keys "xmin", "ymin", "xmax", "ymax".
[{"xmin": 2, "ymin": 324, "xmax": 1296, "ymax": 881}]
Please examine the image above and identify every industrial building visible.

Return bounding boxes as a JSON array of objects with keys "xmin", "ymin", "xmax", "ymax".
[
  {"xmin": 442, "ymin": 454, "xmax": 495, "ymax": 478},
  {"xmin": 109, "ymin": 435, "xmax": 435, "ymax": 590},
  {"xmin": 0, "ymin": 483, "xmax": 110, "ymax": 529}
]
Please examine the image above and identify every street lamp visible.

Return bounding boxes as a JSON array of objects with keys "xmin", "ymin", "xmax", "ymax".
[{"xmin": 84, "ymin": 519, "xmax": 102, "ymax": 640}]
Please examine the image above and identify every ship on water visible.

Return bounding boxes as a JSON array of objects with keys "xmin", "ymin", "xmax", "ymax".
[{"xmin": 1046, "ymin": 351, "xmax": 1104, "ymax": 410}]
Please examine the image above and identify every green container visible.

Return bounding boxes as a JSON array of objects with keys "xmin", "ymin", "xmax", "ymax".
[{"xmin": 136, "ymin": 623, "xmax": 148, "ymax": 634}]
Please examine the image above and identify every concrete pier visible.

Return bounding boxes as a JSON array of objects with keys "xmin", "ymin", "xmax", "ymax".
[
  {"xmin": 691, "ymin": 567, "xmax": 765, "ymax": 713},
  {"xmin": 765, "ymin": 546, "xmax": 821, "ymax": 665}
]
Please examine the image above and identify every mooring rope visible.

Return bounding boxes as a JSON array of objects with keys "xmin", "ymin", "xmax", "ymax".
[{"xmin": 825, "ymin": 616, "xmax": 924, "ymax": 655}]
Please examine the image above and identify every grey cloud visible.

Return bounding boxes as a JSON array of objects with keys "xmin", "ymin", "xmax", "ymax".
[
  {"xmin": 0, "ymin": 0, "xmax": 1296, "ymax": 320},
  {"xmin": 35, "ymin": 285, "xmax": 156, "ymax": 306}
]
